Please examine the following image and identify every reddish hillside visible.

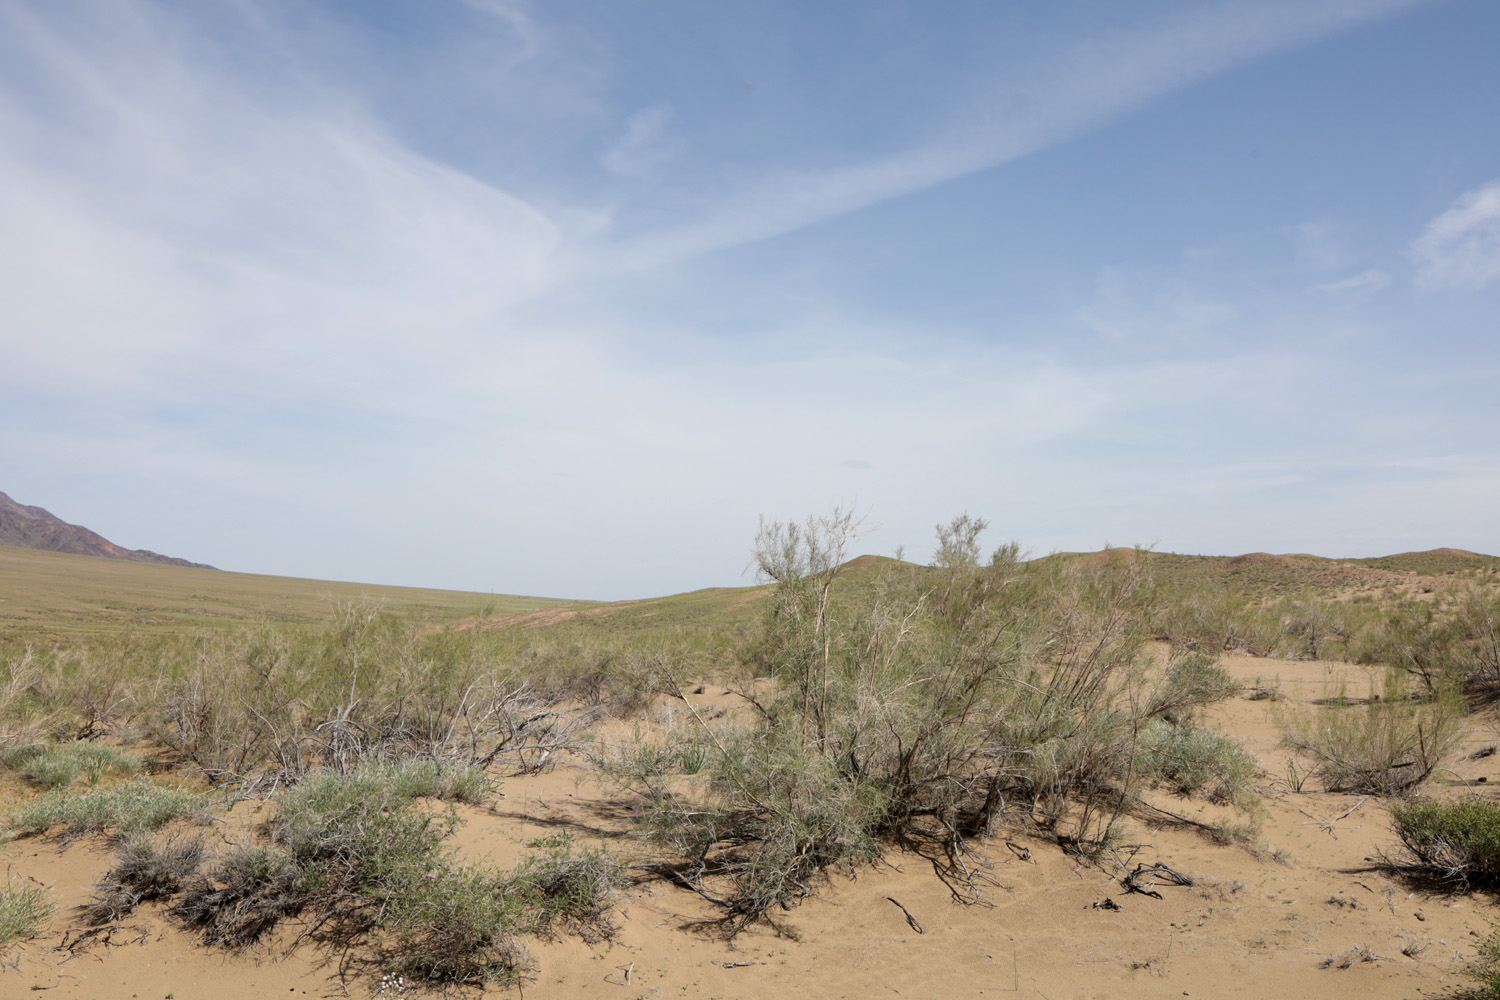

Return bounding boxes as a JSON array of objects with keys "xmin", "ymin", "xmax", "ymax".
[{"xmin": 0, "ymin": 490, "xmax": 214, "ymax": 569}]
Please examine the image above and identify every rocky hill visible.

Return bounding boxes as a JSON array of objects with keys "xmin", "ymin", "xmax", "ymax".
[{"xmin": 0, "ymin": 490, "xmax": 214, "ymax": 569}]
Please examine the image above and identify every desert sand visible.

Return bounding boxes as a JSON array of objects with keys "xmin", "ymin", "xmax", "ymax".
[{"xmin": 3, "ymin": 651, "xmax": 1494, "ymax": 1000}]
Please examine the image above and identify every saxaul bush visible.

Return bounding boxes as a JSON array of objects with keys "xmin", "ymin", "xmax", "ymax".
[
  {"xmin": 1275, "ymin": 668, "xmax": 1463, "ymax": 794},
  {"xmin": 613, "ymin": 510, "xmax": 1253, "ymax": 932}
]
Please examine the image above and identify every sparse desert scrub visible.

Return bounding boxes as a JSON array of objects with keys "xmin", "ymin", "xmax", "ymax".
[
  {"xmin": 1153, "ymin": 586, "xmax": 1283, "ymax": 655},
  {"xmin": 1276, "ymin": 671, "xmax": 1464, "ymax": 794},
  {"xmin": 1466, "ymin": 923, "xmax": 1500, "ymax": 998},
  {"xmin": 0, "ymin": 606, "xmax": 670, "ymax": 789},
  {"xmin": 1353, "ymin": 597, "xmax": 1463, "ymax": 693},
  {"xmin": 612, "ymin": 512, "xmax": 1259, "ymax": 930},
  {"xmin": 163, "ymin": 760, "xmax": 621, "ymax": 988},
  {"xmin": 1351, "ymin": 583, "xmax": 1500, "ymax": 695},
  {"xmin": 1271, "ymin": 594, "xmax": 1358, "ymax": 661}
]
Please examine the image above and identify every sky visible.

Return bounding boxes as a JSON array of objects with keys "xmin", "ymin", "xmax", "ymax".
[{"xmin": 2, "ymin": 0, "xmax": 1498, "ymax": 600}]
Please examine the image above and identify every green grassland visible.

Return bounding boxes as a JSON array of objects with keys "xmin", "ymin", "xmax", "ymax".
[{"xmin": 0, "ymin": 544, "xmax": 579, "ymax": 640}]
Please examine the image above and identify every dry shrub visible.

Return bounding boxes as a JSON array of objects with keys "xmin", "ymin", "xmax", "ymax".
[
  {"xmin": 172, "ymin": 845, "xmax": 307, "ymax": 948},
  {"xmin": 614, "ymin": 513, "xmax": 1255, "ymax": 931},
  {"xmin": 1277, "ymin": 671, "xmax": 1463, "ymax": 794},
  {"xmin": 86, "ymin": 832, "xmax": 205, "ymax": 924}
]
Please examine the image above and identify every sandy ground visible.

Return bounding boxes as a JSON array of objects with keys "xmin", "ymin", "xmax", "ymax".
[{"xmin": 5, "ymin": 654, "xmax": 1498, "ymax": 1000}]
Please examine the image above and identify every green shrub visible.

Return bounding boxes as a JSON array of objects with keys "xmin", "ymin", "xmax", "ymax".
[
  {"xmin": 0, "ymin": 874, "xmax": 53, "ymax": 945},
  {"xmin": 1386, "ymin": 799, "xmax": 1500, "ymax": 889},
  {"xmin": 1139, "ymin": 721, "xmax": 1257, "ymax": 806},
  {"xmin": 8, "ymin": 777, "xmax": 199, "ymax": 838},
  {"xmin": 1467, "ymin": 923, "xmax": 1500, "ymax": 998},
  {"xmin": 1153, "ymin": 587, "xmax": 1280, "ymax": 656},
  {"xmin": 1144, "ymin": 651, "xmax": 1238, "ymax": 723},
  {"xmin": 382, "ymin": 864, "xmax": 531, "ymax": 986},
  {"xmin": 272, "ymin": 766, "xmax": 458, "ymax": 896},
  {"xmin": 612, "ymin": 515, "xmax": 1263, "ymax": 930},
  {"xmin": 171, "ymin": 763, "xmax": 596, "ymax": 986},
  {"xmin": 1271, "ymin": 595, "xmax": 1355, "ymax": 661},
  {"xmin": 507, "ymin": 834, "xmax": 629, "ymax": 943}
]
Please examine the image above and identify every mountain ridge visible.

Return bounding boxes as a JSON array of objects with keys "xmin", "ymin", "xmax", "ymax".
[{"xmin": 0, "ymin": 490, "xmax": 214, "ymax": 569}]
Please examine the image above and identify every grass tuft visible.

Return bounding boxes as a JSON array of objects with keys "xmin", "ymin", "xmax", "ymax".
[
  {"xmin": 8, "ymin": 777, "xmax": 199, "ymax": 839},
  {"xmin": 0, "ymin": 873, "xmax": 53, "ymax": 945},
  {"xmin": 0, "ymin": 741, "xmax": 141, "ymax": 790}
]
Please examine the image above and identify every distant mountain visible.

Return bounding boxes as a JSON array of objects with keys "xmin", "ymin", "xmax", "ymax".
[{"xmin": 0, "ymin": 490, "xmax": 215, "ymax": 569}]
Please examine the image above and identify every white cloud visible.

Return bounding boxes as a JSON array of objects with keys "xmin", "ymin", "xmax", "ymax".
[
  {"xmin": 1319, "ymin": 268, "xmax": 1390, "ymax": 294},
  {"xmin": 599, "ymin": 105, "xmax": 679, "ymax": 178},
  {"xmin": 1413, "ymin": 179, "xmax": 1500, "ymax": 288},
  {"xmin": 1, "ymin": 0, "xmax": 1488, "ymax": 597},
  {"xmin": 0, "ymin": 1, "xmax": 567, "ymax": 410}
]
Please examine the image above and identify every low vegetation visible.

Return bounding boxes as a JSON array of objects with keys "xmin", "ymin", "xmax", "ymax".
[
  {"xmin": 8, "ymin": 777, "xmax": 200, "ymax": 839},
  {"xmin": 607, "ymin": 513, "xmax": 1262, "ymax": 930},
  {"xmin": 2, "ymin": 512, "xmax": 1499, "ymax": 985},
  {"xmin": 1467, "ymin": 925, "xmax": 1500, "ymax": 999},
  {"xmin": 56, "ymin": 760, "xmax": 626, "ymax": 988},
  {"xmin": 1383, "ymin": 799, "xmax": 1500, "ymax": 890},
  {"xmin": 0, "ymin": 740, "xmax": 140, "ymax": 789},
  {"xmin": 0, "ymin": 873, "xmax": 53, "ymax": 946},
  {"xmin": 1275, "ymin": 671, "xmax": 1465, "ymax": 794}
]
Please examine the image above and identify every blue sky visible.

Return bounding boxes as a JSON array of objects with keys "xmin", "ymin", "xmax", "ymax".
[{"xmin": 2, "ymin": 0, "xmax": 1497, "ymax": 599}]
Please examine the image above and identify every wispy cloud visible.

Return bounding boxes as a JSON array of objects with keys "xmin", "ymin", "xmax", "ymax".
[
  {"xmin": 1413, "ymin": 179, "xmax": 1500, "ymax": 288},
  {"xmin": 599, "ymin": 105, "xmax": 679, "ymax": 178},
  {"xmin": 1075, "ymin": 264, "xmax": 1236, "ymax": 348},
  {"xmin": 616, "ymin": 0, "xmax": 1433, "ymax": 268},
  {"xmin": 0, "ymin": 1, "xmax": 567, "ymax": 409},
  {"xmin": 0, "ymin": 0, "xmax": 1489, "ymax": 596},
  {"xmin": 455, "ymin": 0, "xmax": 540, "ymax": 61},
  {"xmin": 1319, "ymin": 268, "xmax": 1390, "ymax": 294}
]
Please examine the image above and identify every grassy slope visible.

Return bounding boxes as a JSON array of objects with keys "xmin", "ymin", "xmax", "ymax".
[
  {"xmin": 0, "ymin": 544, "xmax": 576, "ymax": 640},
  {"xmin": 1030, "ymin": 548, "xmax": 1500, "ymax": 600},
  {"xmin": 6, "ymin": 540, "xmax": 1493, "ymax": 644}
]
